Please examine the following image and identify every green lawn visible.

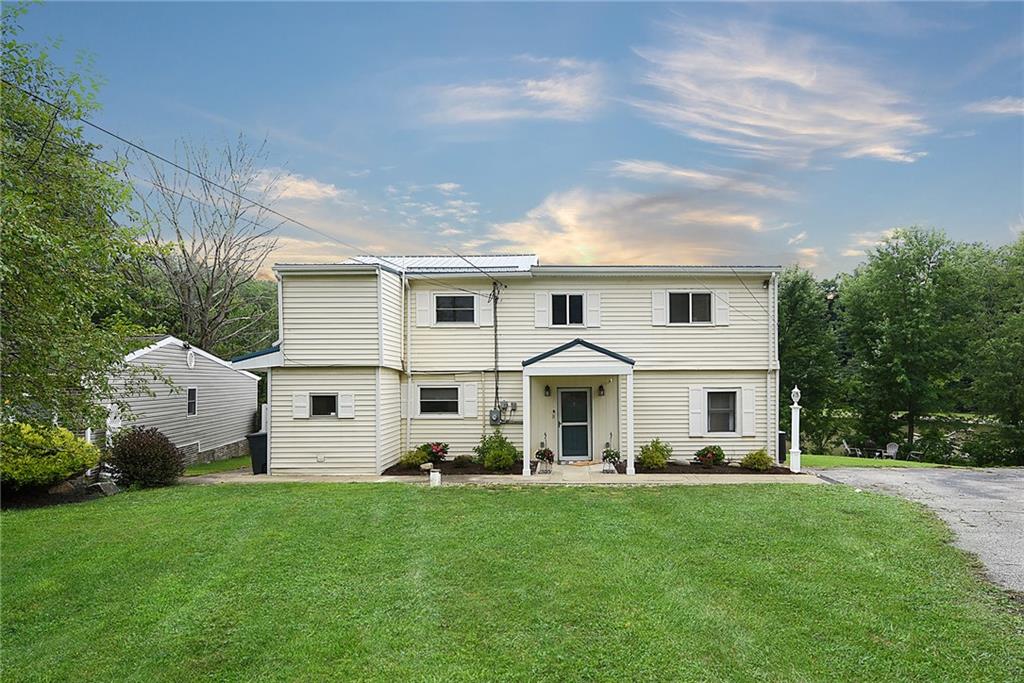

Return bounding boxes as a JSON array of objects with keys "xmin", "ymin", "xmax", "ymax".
[
  {"xmin": 3, "ymin": 484, "xmax": 1021, "ymax": 681},
  {"xmin": 182, "ymin": 454, "xmax": 251, "ymax": 476},
  {"xmin": 802, "ymin": 454, "xmax": 950, "ymax": 469}
]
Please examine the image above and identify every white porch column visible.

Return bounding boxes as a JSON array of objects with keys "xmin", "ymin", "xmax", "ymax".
[
  {"xmin": 626, "ymin": 372, "xmax": 636, "ymax": 475},
  {"xmin": 522, "ymin": 373, "xmax": 531, "ymax": 477},
  {"xmin": 789, "ymin": 385, "xmax": 802, "ymax": 474}
]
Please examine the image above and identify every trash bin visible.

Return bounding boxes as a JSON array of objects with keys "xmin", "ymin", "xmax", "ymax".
[
  {"xmin": 247, "ymin": 432, "xmax": 268, "ymax": 474},
  {"xmin": 778, "ymin": 430, "xmax": 787, "ymax": 464}
]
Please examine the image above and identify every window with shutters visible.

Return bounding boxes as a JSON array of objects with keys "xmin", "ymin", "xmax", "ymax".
[
  {"xmin": 310, "ymin": 394, "xmax": 338, "ymax": 417},
  {"xmin": 418, "ymin": 386, "xmax": 460, "ymax": 416},
  {"xmin": 707, "ymin": 390, "xmax": 738, "ymax": 433},
  {"xmin": 551, "ymin": 293, "xmax": 584, "ymax": 326},
  {"xmin": 434, "ymin": 294, "xmax": 475, "ymax": 324},
  {"xmin": 668, "ymin": 291, "xmax": 713, "ymax": 324}
]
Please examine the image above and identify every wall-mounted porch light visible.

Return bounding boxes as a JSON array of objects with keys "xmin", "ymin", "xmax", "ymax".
[
  {"xmin": 544, "ymin": 385, "xmax": 551, "ymax": 397},
  {"xmin": 598, "ymin": 384, "xmax": 605, "ymax": 397}
]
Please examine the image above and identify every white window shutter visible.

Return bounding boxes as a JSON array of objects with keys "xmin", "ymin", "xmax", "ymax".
[
  {"xmin": 534, "ymin": 292, "xmax": 550, "ymax": 327},
  {"xmin": 478, "ymin": 294, "xmax": 493, "ymax": 327},
  {"xmin": 416, "ymin": 292, "xmax": 431, "ymax": 327},
  {"xmin": 689, "ymin": 387, "xmax": 704, "ymax": 437},
  {"xmin": 336, "ymin": 392, "xmax": 355, "ymax": 419},
  {"xmin": 586, "ymin": 292, "xmax": 601, "ymax": 328},
  {"xmin": 400, "ymin": 383, "xmax": 408, "ymax": 419},
  {"xmin": 461, "ymin": 382, "xmax": 479, "ymax": 418},
  {"xmin": 741, "ymin": 387, "xmax": 756, "ymax": 436},
  {"xmin": 715, "ymin": 291, "xmax": 730, "ymax": 326},
  {"xmin": 292, "ymin": 392, "xmax": 309, "ymax": 419},
  {"xmin": 652, "ymin": 290, "xmax": 668, "ymax": 326}
]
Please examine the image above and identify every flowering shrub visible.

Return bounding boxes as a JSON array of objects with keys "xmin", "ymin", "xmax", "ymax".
[
  {"xmin": 535, "ymin": 447, "xmax": 554, "ymax": 463},
  {"xmin": 694, "ymin": 445, "xmax": 726, "ymax": 467},
  {"xmin": 418, "ymin": 442, "xmax": 449, "ymax": 465}
]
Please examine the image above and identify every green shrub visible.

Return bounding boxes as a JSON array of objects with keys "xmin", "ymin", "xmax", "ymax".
[
  {"xmin": 638, "ymin": 438, "xmax": 672, "ymax": 470},
  {"xmin": 474, "ymin": 429, "xmax": 519, "ymax": 472},
  {"xmin": 963, "ymin": 428, "xmax": 1024, "ymax": 467},
  {"xmin": 915, "ymin": 429, "xmax": 957, "ymax": 464},
  {"xmin": 452, "ymin": 455, "xmax": 474, "ymax": 468},
  {"xmin": 400, "ymin": 449, "xmax": 429, "ymax": 468},
  {"xmin": 107, "ymin": 427, "xmax": 183, "ymax": 488},
  {"xmin": 694, "ymin": 445, "xmax": 726, "ymax": 467},
  {"xmin": 740, "ymin": 449, "xmax": 772, "ymax": 471},
  {"xmin": 0, "ymin": 423, "xmax": 101, "ymax": 490}
]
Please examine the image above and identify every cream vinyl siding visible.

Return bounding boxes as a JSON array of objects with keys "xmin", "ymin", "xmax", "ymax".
[
  {"xmin": 405, "ymin": 372, "xmax": 524, "ymax": 457},
  {"xmin": 380, "ymin": 271, "xmax": 404, "ymax": 369},
  {"xmin": 115, "ymin": 344, "xmax": 257, "ymax": 454},
  {"xmin": 527, "ymin": 375, "xmax": 620, "ymax": 459},
  {"xmin": 406, "ymin": 275, "xmax": 770, "ymax": 371},
  {"xmin": 270, "ymin": 367, "xmax": 378, "ymax": 474},
  {"xmin": 632, "ymin": 370, "xmax": 769, "ymax": 460},
  {"xmin": 379, "ymin": 368, "xmax": 403, "ymax": 470},
  {"xmin": 280, "ymin": 274, "xmax": 379, "ymax": 366}
]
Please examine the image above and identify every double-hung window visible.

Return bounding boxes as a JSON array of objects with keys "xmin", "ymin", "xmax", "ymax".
[
  {"xmin": 310, "ymin": 394, "xmax": 338, "ymax": 417},
  {"xmin": 434, "ymin": 295, "xmax": 475, "ymax": 324},
  {"xmin": 707, "ymin": 391, "xmax": 737, "ymax": 433},
  {"xmin": 418, "ymin": 386, "xmax": 460, "ymax": 416},
  {"xmin": 551, "ymin": 293, "xmax": 584, "ymax": 326},
  {"xmin": 669, "ymin": 292, "xmax": 713, "ymax": 324},
  {"xmin": 186, "ymin": 387, "xmax": 197, "ymax": 416}
]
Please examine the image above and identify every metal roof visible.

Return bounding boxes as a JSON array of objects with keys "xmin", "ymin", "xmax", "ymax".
[{"xmin": 344, "ymin": 254, "xmax": 538, "ymax": 273}]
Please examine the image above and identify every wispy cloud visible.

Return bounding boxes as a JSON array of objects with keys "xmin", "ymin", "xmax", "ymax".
[
  {"xmin": 788, "ymin": 231, "xmax": 808, "ymax": 246},
  {"xmin": 254, "ymin": 168, "xmax": 347, "ymax": 201},
  {"xmin": 484, "ymin": 187, "xmax": 820, "ymax": 266},
  {"xmin": 424, "ymin": 56, "xmax": 603, "ymax": 123},
  {"xmin": 965, "ymin": 97, "xmax": 1024, "ymax": 116},
  {"xmin": 631, "ymin": 22, "xmax": 930, "ymax": 165},
  {"xmin": 841, "ymin": 229, "xmax": 896, "ymax": 257},
  {"xmin": 610, "ymin": 159, "xmax": 795, "ymax": 199}
]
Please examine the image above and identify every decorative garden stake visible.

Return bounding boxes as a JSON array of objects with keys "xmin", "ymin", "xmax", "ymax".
[{"xmin": 789, "ymin": 385, "xmax": 802, "ymax": 473}]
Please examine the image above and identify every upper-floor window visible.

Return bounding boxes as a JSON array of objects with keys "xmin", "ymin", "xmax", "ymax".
[
  {"xmin": 707, "ymin": 390, "xmax": 737, "ymax": 433},
  {"xmin": 186, "ymin": 387, "xmax": 198, "ymax": 416},
  {"xmin": 552, "ymin": 293, "xmax": 584, "ymax": 326},
  {"xmin": 435, "ymin": 295, "xmax": 475, "ymax": 324},
  {"xmin": 669, "ymin": 292, "xmax": 713, "ymax": 324}
]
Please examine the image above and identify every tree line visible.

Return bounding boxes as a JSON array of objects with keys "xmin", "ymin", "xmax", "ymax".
[{"xmin": 779, "ymin": 229, "xmax": 1023, "ymax": 465}]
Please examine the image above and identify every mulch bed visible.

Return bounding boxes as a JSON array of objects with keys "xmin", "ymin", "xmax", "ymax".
[
  {"xmin": 383, "ymin": 459, "xmax": 535, "ymax": 476},
  {"xmin": 614, "ymin": 461, "xmax": 794, "ymax": 475}
]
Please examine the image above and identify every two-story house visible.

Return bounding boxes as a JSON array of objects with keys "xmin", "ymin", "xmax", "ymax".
[{"xmin": 232, "ymin": 254, "xmax": 781, "ymax": 476}]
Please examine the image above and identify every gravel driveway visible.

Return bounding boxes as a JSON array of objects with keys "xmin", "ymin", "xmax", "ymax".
[{"xmin": 817, "ymin": 467, "xmax": 1024, "ymax": 592}]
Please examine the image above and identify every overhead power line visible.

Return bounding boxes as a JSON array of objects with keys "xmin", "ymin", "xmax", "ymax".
[{"xmin": 3, "ymin": 79, "xmax": 485, "ymax": 296}]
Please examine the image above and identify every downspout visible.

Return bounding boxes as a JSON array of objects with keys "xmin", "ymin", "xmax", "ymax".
[{"xmin": 376, "ymin": 267, "xmax": 384, "ymax": 473}]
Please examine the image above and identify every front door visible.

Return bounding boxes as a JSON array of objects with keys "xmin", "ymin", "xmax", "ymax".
[{"xmin": 558, "ymin": 388, "xmax": 591, "ymax": 461}]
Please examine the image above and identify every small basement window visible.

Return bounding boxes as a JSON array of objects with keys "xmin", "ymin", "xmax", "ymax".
[
  {"xmin": 310, "ymin": 393, "xmax": 338, "ymax": 417},
  {"xmin": 669, "ymin": 292, "xmax": 713, "ymax": 324},
  {"xmin": 707, "ymin": 391, "xmax": 737, "ymax": 433},
  {"xmin": 419, "ymin": 386, "xmax": 460, "ymax": 415},
  {"xmin": 552, "ymin": 293, "xmax": 584, "ymax": 326},
  {"xmin": 186, "ymin": 387, "xmax": 197, "ymax": 416},
  {"xmin": 435, "ymin": 295, "xmax": 475, "ymax": 324}
]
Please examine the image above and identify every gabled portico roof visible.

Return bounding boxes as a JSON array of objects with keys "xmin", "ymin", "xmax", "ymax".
[{"xmin": 522, "ymin": 338, "xmax": 635, "ymax": 367}]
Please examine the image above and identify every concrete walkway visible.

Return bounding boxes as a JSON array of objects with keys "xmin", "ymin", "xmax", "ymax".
[
  {"xmin": 184, "ymin": 462, "xmax": 821, "ymax": 487},
  {"xmin": 816, "ymin": 467, "xmax": 1024, "ymax": 593}
]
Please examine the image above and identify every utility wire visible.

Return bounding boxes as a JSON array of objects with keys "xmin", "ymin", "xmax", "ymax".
[
  {"xmin": 729, "ymin": 266, "xmax": 770, "ymax": 314},
  {"xmin": 4, "ymin": 78, "xmax": 483, "ymax": 296}
]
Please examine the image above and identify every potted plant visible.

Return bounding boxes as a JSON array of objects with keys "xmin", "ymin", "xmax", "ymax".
[
  {"xmin": 601, "ymin": 446, "xmax": 621, "ymax": 473},
  {"xmin": 535, "ymin": 446, "xmax": 554, "ymax": 474}
]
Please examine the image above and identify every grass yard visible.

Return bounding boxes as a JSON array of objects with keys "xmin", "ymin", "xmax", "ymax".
[
  {"xmin": 182, "ymin": 454, "xmax": 251, "ymax": 477},
  {"xmin": 3, "ymin": 484, "xmax": 1021, "ymax": 681},
  {"xmin": 802, "ymin": 454, "xmax": 950, "ymax": 469}
]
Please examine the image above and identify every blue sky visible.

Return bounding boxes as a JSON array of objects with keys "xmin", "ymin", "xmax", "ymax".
[{"xmin": 23, "ymin": 2, "xmax": 1024, "ymax": 273}]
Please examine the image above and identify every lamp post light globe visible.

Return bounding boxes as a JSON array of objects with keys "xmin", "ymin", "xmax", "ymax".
[{"xmin": 791, "ymin": 386, "xmax": 801, "ymax": 405}]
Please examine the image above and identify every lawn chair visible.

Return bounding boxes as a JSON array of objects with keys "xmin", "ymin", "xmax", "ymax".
[
  {"xmin": 883, "ymin": 442, "xmax": 899, "ymax": 459},
  {"xmin": 841, "ymin": 440, "xmax": 863, "ymax": 458}
]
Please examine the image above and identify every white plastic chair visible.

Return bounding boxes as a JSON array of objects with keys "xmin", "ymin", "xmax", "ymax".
[{"xmin": 884, "ymin": 442, "xmax": 899, "ymax": 459}]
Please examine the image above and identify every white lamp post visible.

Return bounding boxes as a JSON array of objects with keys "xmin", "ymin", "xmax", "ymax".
[{"xmin": 789, "ymin": 385, "xmax": 802, "ymax": 473}]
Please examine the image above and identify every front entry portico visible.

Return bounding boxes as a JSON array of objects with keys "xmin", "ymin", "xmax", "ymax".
[{"xmin": 521, "ymin": 338, "xmax": 636, "ymax": 476}]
